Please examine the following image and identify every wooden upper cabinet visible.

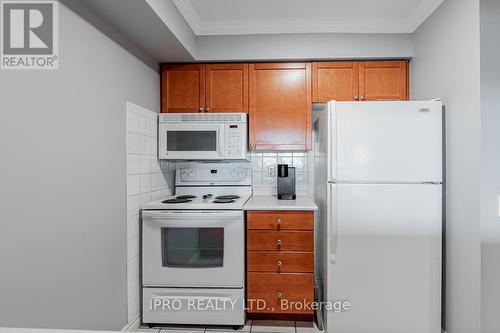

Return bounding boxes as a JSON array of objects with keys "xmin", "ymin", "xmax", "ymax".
[
  {"xmin": 162, "ymin": 63, "xmax": 249, "ymax": 113},
  {"xmin": 205, "ymin": 64, "xmax": 249, "ymax": 113},
  {"xmin": 359, "ymin": 61, "xmax": 408, "ymax": 101},
  {"xmin": 312, "ymin": 62, "xmax": 359, "ymax": 102},
  {"xmin": 161, "ymin": 64, "xmax": 205, "ymax": 113},
  {"xmin": 249, "ymin": 63, "xmax": 312, "ymax": 151}
]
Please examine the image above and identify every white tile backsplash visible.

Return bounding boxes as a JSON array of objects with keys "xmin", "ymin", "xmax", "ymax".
[
  {"xmin": 127, "ymin": 235, "xmax": 139, "ymax": 262},
  {"xmin": 127, "ymin": 175, "xmax": 140, "ymax": 196},
  {"xmin": 296, "ymin": 171, "xmax": 308, "ymax": 188},
  {"xmin": 277, "ymin": 153, "xmax": 293, "ymax": 166},
  {"xmin": 140, "ymin": 174, "xmax": 152, "ymax": 193},
  {"xmin": 127, "ymin": 255, "xmax": 140, "ymax": 283},
  {"xmin": 249, "ymin": 144, "xmax": 317, "ymax": 197},
  {"xmin": 127, "ymin": 215, "xmax": 140, "ymax": 240},
  {"xmin": 140, "ymin": 155, "xmax": 152, "ymax": 174},
  {"xmin": 127, "ymin": 133, "xmax": 140, "ymax": 154},
  {"xmin": 127, "ymin": 155, "xmax": 140, "ymax": 175},
  {"xmin": 251, "ymin": 153, "xmax": 263, "ymax": 171},
  {"xmin": 126, "ymin": 101, "xmax": 173, "ymax": 324},
  {"xmin": 127, "ymin": 195, "xmax": 140, "ymax": 218},
  {"xmin": 252, "ymin": 172, "xmax": 263, "ymax": 186}
]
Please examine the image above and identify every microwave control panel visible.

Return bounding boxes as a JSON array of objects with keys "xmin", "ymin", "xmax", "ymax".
[{"xmin": 224, "ymin": 123, "xmax": 247, "ymax": 159}]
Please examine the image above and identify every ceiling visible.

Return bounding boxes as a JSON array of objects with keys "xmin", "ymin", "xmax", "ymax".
[{"xmin": 173, "ymin": 0, "xmax": 444, "ymax": 35}]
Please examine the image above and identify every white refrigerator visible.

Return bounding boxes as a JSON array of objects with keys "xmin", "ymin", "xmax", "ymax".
[{"xmin": 314, "ymin": 100, "xmax": 443, "ymax": 333}]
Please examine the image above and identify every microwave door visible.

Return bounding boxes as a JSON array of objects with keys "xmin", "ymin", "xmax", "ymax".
[{"xmin": 159, "ymin": 124, "xmax": 224, "ymax": 160}]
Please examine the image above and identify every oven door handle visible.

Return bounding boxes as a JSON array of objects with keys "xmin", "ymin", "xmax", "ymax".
[{"xmin": 142, "ymin": 210, "xmax": 242, "ymax": 220}]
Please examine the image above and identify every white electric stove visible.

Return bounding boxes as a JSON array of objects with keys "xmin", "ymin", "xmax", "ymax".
[{"xmin": 141, "ymin": 165, "xmax": 251, "ymax": 328}]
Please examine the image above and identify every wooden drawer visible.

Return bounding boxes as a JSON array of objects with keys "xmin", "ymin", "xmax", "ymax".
[
  {"xmin": 247, "ymin": 211, "xmax": 313, "ymax": 230},
  {"xmin": 247, "ymin": 273, "xmax": 314, "ymax": 314},
  {"xmin": 248, "ymin": 252, "xmax": 313, "ymax": 273},
  {"xmin": 247, "ymin": 231, "xmax": 313, "ymax": 251}
]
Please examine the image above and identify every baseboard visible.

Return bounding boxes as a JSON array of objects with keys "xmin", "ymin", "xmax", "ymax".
[{"xmin": 121, "ymin": 314, "xmax": 141, "ymax": 331}]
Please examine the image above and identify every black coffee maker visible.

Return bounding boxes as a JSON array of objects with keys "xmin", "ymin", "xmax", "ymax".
[{"xmin": 277, "ymin": 164, "xmax": 296, "ymax": 200}]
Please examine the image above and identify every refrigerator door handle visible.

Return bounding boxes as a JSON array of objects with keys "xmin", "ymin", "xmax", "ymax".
[{"xmin": 330, "ymin": 184, "xmax": 338, "ymax": 263}]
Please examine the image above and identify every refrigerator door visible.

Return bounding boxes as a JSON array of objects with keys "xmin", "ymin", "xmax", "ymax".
[
  {"xmin": 326, "ymin": 183, "xmax": 442, "ymax": 333},
  {"xmin": 328, "ymin": 100, "xmax": 442, "ymax": 183}
]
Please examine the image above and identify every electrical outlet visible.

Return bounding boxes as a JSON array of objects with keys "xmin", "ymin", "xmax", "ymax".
[{"xmin": 268, "ymin": 165, "xmax": 276, "ymax": 177}]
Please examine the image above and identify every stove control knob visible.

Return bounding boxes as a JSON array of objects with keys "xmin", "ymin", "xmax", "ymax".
[
  {"xmin": 232, "ymin": 170, "xmax": 237, "ymax": 177},
  {"xmin": 237, "ymin": 170, "xmax": 245, "ymax": 178},
  {"xmin": 181, "ymin": 171, "xmax": 189, "ymax": 178},
  {"xmin": 189, "ymin": 171, "xmax": 195, "ymax": 177}
]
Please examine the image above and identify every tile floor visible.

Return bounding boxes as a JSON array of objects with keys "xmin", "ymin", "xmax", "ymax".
[{"xmin": 135, "ymin": 320, "xmax": 321, "ymax": 333}]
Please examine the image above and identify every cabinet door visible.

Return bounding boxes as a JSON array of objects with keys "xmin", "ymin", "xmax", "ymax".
[
  {"xmin": 161, "ymin": 64, "xmax": 205, "ymax": 113},
  {"xmin": 249, "ymin": 63, "xmax": 312, "ymax": 150},
  {"xmin": 312, "ymin": 62, "xmax": 359, "ymax": 102},
  {"xmin": 206, "ymin": 64, "xmax": 249, "ymax": 113},
  {"xmin": 359, "ymin": 61, "xmax": 408, "ymax": 101}
]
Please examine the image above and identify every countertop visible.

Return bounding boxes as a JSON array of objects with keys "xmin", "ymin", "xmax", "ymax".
[{"xmin": 243, "ymin": 195, "xmax": 317, "ymax": 211}]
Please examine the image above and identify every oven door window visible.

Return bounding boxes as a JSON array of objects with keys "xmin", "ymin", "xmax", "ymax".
[
  {"xmin": 161, "ymin": 228, "xmax": 223, "ymax": 268},
  {"xmin": 166, "ymin": 131, "xmax": 217, "ymax": 152}
]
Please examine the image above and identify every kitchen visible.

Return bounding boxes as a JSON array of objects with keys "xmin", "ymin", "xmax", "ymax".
[{"xmin": 0, "ymin": 1, "xmax": 497, "ymax": 333}]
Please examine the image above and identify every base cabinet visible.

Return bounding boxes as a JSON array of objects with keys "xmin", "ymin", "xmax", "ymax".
[
  {"xmin": 247, "ymin": 273, "xmax": 314, "ymax": 314},
  {"xmin": 246, "ymin": 211, "xmax": 314, "ymax": 315}
]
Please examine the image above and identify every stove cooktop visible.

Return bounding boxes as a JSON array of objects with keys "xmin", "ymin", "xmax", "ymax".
[{"xmin": 143, "ymin": 191, "xmax": 251, "ymax": 210}]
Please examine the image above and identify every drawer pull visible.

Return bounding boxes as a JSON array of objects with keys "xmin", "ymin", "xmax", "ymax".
[
  {"xmin": 277, "ymin": 291, "xmax": 283, "ymax": 298},
  {"xmin": 277, "ymin": 260, "xmax": 282, "ymax": 267},
  {"xmin": 276, "ymin": 218, "xmax": 282, "ymax": 225},
  {"xmin": 277, "ymin": 239, "xmax": 282, "ymax": 245}
]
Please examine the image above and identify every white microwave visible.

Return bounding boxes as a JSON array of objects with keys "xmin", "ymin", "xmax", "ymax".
[{"xmin": 158, "ymin": 113, "xmax": 248, "ymax": 160}]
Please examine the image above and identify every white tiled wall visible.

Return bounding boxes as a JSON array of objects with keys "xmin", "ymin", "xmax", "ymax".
[
  {"xmin": 126, "ymin": 102, "xmax": 175, "ymax": 324},
  {"xmin": 249, "ymin": 148, "xmax": 316, "ymax": 200}
]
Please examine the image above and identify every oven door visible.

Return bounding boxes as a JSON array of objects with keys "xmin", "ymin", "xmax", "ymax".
[
  {"xmin": 158, "ymin": 123, "xmax": 224, "ymax": 160},
  {"xmin": 142, "ymin": 210, "xmax": 244, "ymax": 288}
]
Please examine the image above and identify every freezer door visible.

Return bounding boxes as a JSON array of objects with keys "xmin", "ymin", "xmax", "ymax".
[
  {"xmin": 326, "ymin": 183, "xmax": 442, "ymax": 333},
  {"xmin": 329, "ymin": 100, "xmax": 442, "ymax": 182}
]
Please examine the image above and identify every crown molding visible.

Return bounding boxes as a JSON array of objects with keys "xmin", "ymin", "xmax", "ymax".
[
  {"xmin": 172, "ymin": 0, "xmax": 201, "ymax": 35},
  {"xmin": 408, "ymin": 0, "xmax": 444, "ymax": 32},
  {"xmin": 173, "ymin": 0, "xmax": 444, "ymax": 36}
]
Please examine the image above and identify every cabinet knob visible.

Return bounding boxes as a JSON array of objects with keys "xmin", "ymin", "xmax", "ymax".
[
  {"xmin": 277, "ymin": 291, "xmax": 283, "ymax": 298},
  {"xmin": 277, "ymin": 260, "xmax": 282, "ymax": 267},
  {"xmin": 198, "ymin": 107, "xmax": 204, "ymax": 112},
  {"xmin": 276, "ymin": 218, "xmax": 282, "ymax": 225},
  {"xmin": 205, "ymin": 107, "xmax": 210, "ymax": 112},
  {"xmin": 277, "ymin": 239, "xmax": 282, "ymax": 245}
]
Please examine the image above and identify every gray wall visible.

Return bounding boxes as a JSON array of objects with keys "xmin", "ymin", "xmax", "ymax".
[
  {"xmin": 61, "ymin": 0, "xmax": 195, "ymax": 69},
  {"xmin": 480, "ymin": 1, "xmax": 500, "ymax": 332},
  {"xmin": 0, "ymin": 3, "xmax": 159, "ymax": 331},
  {"xmin": 196, "ymin": 33, "xmax": 413, "ymax": 61},
  {"xmin": 411, "ymin": 0, "xmax": 482, "ymax": 332}
]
